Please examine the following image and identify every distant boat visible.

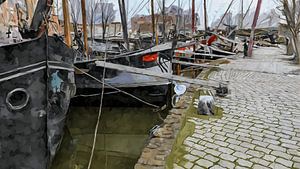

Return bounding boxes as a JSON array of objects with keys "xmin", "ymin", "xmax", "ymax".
[{"xmin": 73, "ymin": 42, "xmax": 174, "ymax": 107}]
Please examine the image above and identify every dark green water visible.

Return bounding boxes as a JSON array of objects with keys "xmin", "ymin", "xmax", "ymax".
[{"xmin": 51, "ymin": 106, "xmax": 166, "ymax": 169}]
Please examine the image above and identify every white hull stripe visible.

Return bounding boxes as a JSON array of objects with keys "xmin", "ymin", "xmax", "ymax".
[
  {"xmin": 0, "ymin": 61, "xmax": 45, "ymax": 76},
  {"xmin": 0, "ymin": 65, "xmax": 74, "ymax": 83},
  {"xmin": 0, "ymin": 61, "xmax": 73, "ymax": 77},
  {"xmin": 0, "ymin": 66, "xmax": 46, "ymax": 83}
]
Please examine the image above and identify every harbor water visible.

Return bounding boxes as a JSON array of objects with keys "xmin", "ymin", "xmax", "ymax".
[{"xmin": 51, "ymin": 106, "xmax": 167, "ymax": 169}]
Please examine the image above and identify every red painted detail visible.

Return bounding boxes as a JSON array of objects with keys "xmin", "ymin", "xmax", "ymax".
[
  {"xmin": 207, "ymin": 35, "xmax": 218, "ymax": 46},
  {"xmin": 143, "ymin": 53, "xmax": 158, "ymax": 62},
  {"xmin": 176, "ymin": 47, "xmax": 188, "ymax": 56}
]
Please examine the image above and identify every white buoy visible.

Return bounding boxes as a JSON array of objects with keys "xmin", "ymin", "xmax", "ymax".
[{"xmin": 174, "ymin": 84, "xmax": 187, "ymax": 96}]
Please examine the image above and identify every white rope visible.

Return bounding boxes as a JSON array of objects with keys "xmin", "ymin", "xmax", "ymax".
[{"xmin": 87, "ymin": 41, "xmax": 108, "ymax": 169}]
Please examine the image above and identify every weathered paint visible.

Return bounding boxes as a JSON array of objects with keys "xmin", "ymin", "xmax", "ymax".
[
  {"xmin": 0, "ymin": 34, "xmax": 75, "ymax": 169},
  {"xmin": 51, "ymin": 71, "xmax": 64, "ymax": 93}
]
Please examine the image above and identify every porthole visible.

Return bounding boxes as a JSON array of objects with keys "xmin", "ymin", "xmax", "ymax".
[{"xmin": 6, "ymin": 88, "xmax": 30, "ymax": 111}]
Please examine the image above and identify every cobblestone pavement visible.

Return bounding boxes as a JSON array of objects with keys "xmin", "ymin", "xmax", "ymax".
[{"xmin": 174, "ymin": 47, "xmax": 300, "ymax": 169}]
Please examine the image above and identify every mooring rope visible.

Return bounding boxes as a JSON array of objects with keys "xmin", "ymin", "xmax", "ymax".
[
  {"xmin": 87, "ymin": 40, "xmax": 107, "ymax": 169},
  {"xmin": 78, "ymin": 42, "xmax": 160, "ymax": 168}
]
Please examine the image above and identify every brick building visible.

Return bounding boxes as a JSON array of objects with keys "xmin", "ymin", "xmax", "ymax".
[{"xmin": 130, "ymin": 5, "xmax": 199, "ymax": 35}]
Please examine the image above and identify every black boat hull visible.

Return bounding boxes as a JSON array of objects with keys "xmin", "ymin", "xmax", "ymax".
[
  {"xmin": 0, "ymin": 35, "xmax": 75, "ymax": 169},
  {"xmin": 71, "ymin": 84, "xmax": 171, "ymax": 107},
  {"xmin": 74, "ymin": 45, "xmax": 173, "ymax": 107}
]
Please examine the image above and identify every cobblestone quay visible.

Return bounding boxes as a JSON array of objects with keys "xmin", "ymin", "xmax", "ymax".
[{"xmin": 173, "ymin": 47, "xmax": 300, "ymax": 169}]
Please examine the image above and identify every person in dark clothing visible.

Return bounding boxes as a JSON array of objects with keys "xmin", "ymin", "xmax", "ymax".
[
  {"xmin": 243, "ymin": 39, "xmax": 248, "ymax": 58},
  {"xmin": 267, "ymin": 31, "xmax": 276, "ymax": 44}
]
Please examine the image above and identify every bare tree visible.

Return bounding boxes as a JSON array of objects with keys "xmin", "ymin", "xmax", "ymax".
[
  {"xmin": 279, "ymin": 0, "xmax": 300, "ymax": 64},
  {"xmin": 100, "ymin": 1, "xmax": 116, "ymax": 40},
  {"xmin": 69, "ymin": 0, "xmax": 81, "ymax": 24},
  {"xmin": 69, "ymin": 0, "xmax": 81, "ymax": 36},
  {"xmin": 86, "ymin": 0, "xmax": 100, "ymax": 41},
  {"xmin": 84, "ymin": 0, "xmax": 116, "ymax": 41},
  {"xmin": 68, "ymin": 0, "xmax": 116, "ymax": 43}
]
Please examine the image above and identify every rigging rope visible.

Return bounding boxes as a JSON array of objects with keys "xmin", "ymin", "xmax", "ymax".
[
  {"xmin": 128, "ymin": 0, "xmax": 145, "ymax": 17},
  {"xmin": 130, "ymin": 0, "xmax": 150, "ymax": 18}
]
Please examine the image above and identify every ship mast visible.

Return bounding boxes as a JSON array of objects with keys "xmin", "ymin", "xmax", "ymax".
[
  {"xmin": 248, "ymin": 0, "xmax": 262, "ymax": 57},
  {"xmin": 239, "ymin": 0, "xmax": 244, "ymax": 29},
  {"xmin": 192, "ymin": 0, "xmax": 195, "ymax": 33},
  {"xmin": 81, "ymin": 0, "xmax": 88, "ymax": 57},
  {"xmin": 24, "ymin": 0, "xmax": 54, "ymax": 38},
  {"xmin": 62, "ymin": 0, "xmax": 71, "ymax": 47},
  {"xmin": 162, "ymin": 0, "xmax": 166, "ymax": 42},
  {"xmin": 151, "ymin": 0, "xmax": 156, "ymax": 45},
  {"xmin": 25, "ymin": 0, "xmax": 36, "ymax": 22},
  {"xmin": 118, "ymin": 0, "xmax": 129, "ymax": 50},
  {"xmin": 203, "ymin": 0, "xmax": 207, "ymax": 31}
]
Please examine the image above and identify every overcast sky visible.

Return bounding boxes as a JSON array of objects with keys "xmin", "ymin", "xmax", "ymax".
[{"xmin": 109, "ymin": 0, "xmax": 279, "ymax": 26}]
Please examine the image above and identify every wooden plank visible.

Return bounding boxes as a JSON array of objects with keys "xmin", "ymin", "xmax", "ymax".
[
  {"xmin": 199, "ymin": 44, "xmax": 236, "ymax": 56},
  {"xmin": 209, "ymin": 45, "xmax": 236, "ymax": 55},
  {"xmin": 95, "ymin": 61, "xmax": 219, "ymax": 88},
  {"xmin": 211, "ymin": 32, "xmax": 241, "ymax": 44},
  {"xmin": 173, "ymin": 56, "xmax": 197, "ymax": 60},
  {"xmin": 172, "ymin": 60, "xmax": 218, "ymax": 68},
  {"xmin": 174, "ymin": 50, "xmax": 235, "ymax": 59}
]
